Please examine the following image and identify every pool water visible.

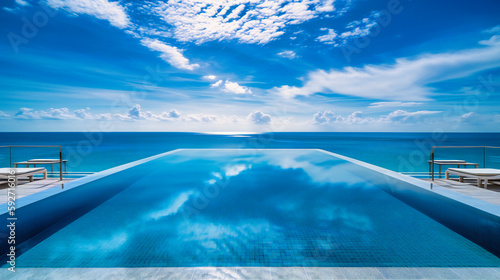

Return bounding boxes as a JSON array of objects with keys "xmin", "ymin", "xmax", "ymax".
[{"xmin": 10, "ymin": 150, "xmax": 500, "ymax": 267}]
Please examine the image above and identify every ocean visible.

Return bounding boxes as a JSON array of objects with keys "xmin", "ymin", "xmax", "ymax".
[{"xmin": 0, "ymin": 132, "xmax": 499, "ymax": 173}]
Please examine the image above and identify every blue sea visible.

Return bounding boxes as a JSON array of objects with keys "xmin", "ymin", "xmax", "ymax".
[{"xmin": 0, "ymin": 132, "xmax": 499, "ymax": 173}]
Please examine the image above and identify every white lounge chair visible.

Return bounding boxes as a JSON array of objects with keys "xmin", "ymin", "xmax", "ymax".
[
  {"xmin": 445, "ymin": 168, "xmax": 500, "ymax": 189},
  {"xmin": 0, "ymin": 168, "xmax": 47, "ymax": 182}
]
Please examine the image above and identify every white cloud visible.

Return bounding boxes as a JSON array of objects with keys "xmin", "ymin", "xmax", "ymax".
[
  {"xmin": 313, "ymin": 110, "xmax": 340, "ymax": 124},
  {"xmin": 460, "ymin": 112, "xmax": 476, "ymax": 122},
  {"xmin": 140, "ymin": 38, "xmax": 199, "ymax": 71},
  {"xmin": 248, "ymin": 111, "xmax": 271, "ymax": 124},
  {"xmin": 277, "ymin": 50, "xmax": 297, "ymax": 59},
  {"xmin": 15, "ymin": 0, "xmax": 30, "ymax": 6},
  {"xmin": 316, "ymin": 0, "xmax": 336, "ymax": 12},
  {"xmin": 164, "ymin": 109, "xmax": 181, "ymax": 118},
  {"xmin": 369, "ymin": 102, "xmax": 423, "ymax": 108},
  {"xmin": 273, "ymin": 43, "xmax": 500, "ymax": 101},
  {"xmin": 185, "ymin": 114, "xmax": 218, "ymax": 122},
  {"xmin": 14, "ymin": 107, "xmax": 77, "ymax": 120},
  {"xmin": 223, "ymin": 81, "xmax": 252, "ymax": 94},
  {"xmin": 211, "ymin": 80, "xmax": 223, "ymax": 87},
  {"xmin": 316, "ymin": 28, "xmax": 338, "ymax": 44},
  {"xmin": 74, "ymin": 107, "xmax": 92, "ymax": 119},
  {"xmin": 313, "ymin": 111, "xmax": 372, "ymax": 124},
  {"xmin": 45, "ymin": 0, "xmax": 130, "ymax": 28},
  {"xmin": 340, "ymin": 13, "xmax": 379, "ymax": 39},
  {"xmin": 125, "ymin": 104, "xmax": 182, "ymax": 121},
  {"xmin": 313, "ymin": 110, "xmax": 440, "ymax": 125},
  {"xmin": 211, "ymin": 80, "xmax": 252, "ymax": 94},
  {"xmin": 146, "ymin": 0, "xmax": 343, "ymax": 45},
  {"xmin": 380, "ymin": 110, "xmax": 441, "ymax": 123},
  {"xmin": 318, "ymin": 12, "xmax": 380, "ymax": 46},
  {"xmin": 0, "ymin": 111, "xmax": 10, "ymax": 118},
  {"xmin": 203, "ymin": 75, "xmax": 217, "ymax": 80},
  {"xmin": 484, "ymin": 25, "xmax": 500, "ymax": 34},
  {"xmin": 479, "ymin": 35, "xmax": 500, "ymax": 46}
]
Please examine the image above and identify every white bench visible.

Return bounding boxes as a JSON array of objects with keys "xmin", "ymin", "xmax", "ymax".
[{"xmin": 445, "ymin": 168, "xmax": 500, "ymax": 189}]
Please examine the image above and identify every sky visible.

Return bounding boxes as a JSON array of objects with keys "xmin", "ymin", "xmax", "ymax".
[{"xmin": 0, "ymin": 0, "xmax": 499, "ymax": 132}]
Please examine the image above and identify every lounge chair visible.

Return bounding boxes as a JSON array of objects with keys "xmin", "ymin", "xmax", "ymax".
[
  {"xmin": 445, "ymin": 168, "xmax": 500, "ymax": 188},
  {"xmin": 0, "ymin": 168, "xmax": 47, "ymax": 182}
]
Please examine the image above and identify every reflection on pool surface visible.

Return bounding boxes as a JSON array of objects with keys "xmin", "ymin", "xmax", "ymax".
[{"xmin": 12, "ymin": 150, "xmax": 500, "ymax": 267}]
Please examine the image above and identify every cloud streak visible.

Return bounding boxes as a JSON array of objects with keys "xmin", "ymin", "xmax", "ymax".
[
  {"xmin": 273, "ymin": 43, "xmax": 500, "ymax": 101},
  {"xmin": 313, "ymin": 110, "xmax": 441, "ymax": 125},
  {"xmin": 45, "ymin": 0, "xmax": 131, "ymax": 28},
  {"xmin": 140, "ymin": 38, "xmax": 199, "ymax": 71}
]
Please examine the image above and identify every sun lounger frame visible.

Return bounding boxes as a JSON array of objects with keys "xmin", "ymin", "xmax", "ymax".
[
  {"xmin": 0, "ymin": 145, "xmax": 64, "ymax": 181},
  {"xmin": 445, "ymin": 168, "xmax": 500, "ymax": 189},
  {"xmin": 430, "ymin": 146, "xmax": 500, "ymax": 181}
]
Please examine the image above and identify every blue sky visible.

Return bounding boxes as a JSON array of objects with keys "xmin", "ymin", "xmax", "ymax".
[{"xmin": 0, "ymin": 0, "xmax": 499, "ymax": 132}]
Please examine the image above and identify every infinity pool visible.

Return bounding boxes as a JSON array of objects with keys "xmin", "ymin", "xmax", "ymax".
[{"xmin": 4, "ymin": 149, "xmax": 500, "ymax": 267}]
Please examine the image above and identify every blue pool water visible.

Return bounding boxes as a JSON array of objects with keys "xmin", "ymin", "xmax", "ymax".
[
  {"xmin": 6, "ymin": 149, "xmax": 500, "ymax": 267},
  {"xmin": 0, "ymin": 132, "xmax": 499, "ymax": 173}
]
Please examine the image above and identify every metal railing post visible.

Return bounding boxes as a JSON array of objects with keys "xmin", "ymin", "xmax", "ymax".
[
  {"xmin": 60, "ymin": 147, "xmax": 63, "ymax": 181},
  {"xmin": 431, "ymin": 149, "xmax": 434, "ymax": 181}
]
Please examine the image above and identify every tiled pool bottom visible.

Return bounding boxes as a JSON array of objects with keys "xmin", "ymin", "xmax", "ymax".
[{"xmin": 6, "ymin": 150, "xmax": 500, "ymax": 268}]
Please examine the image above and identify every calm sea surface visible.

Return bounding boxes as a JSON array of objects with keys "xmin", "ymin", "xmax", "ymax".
[{"xmin": 0, "ymin": 132, "xmax": 499, "ymax": 173}]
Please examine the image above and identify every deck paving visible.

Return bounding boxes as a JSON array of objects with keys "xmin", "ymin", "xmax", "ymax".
[{"xmin": 422, "ymin": 178, "xmax": 500, "ymax": 205}]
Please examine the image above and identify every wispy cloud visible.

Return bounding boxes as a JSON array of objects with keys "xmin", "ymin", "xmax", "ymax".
[
  {"xmin": 15, "ymin": 0, "xmax": 30, "ymax": 6},
  {"xmin": 273, "ymin": 43, "xmax": 500, "ymax": 101},
  {"xmin": 380, "ymin": 110, "xmax": 441, "ymax": 123},
  {"xmin": 484, "ymin": 25, "xmax": 500, "ymax": 34},
  {"xmin": 14, "ymin": 107, "xmax": 78, "ymax": 120},
  {"xmin": 316, "ymin": 28, "xmax": 338, "ymax": 44},
  {"xmin": 0, "ymin": 111, "xmax": 10, "ymax": 118},
  {"xmin": 140, "ymin": 38, "xmax": 199, "ymax": 71},
  {"xmin": 313, "ymin": 110, "xmax": 441, "ymax": 125},
  {"xmin": 45, "ymin": 0, "xmax": 131, "ymax": 29},
  {"xmin": 317, "ymin": 12, "xmax": 380, "ymax": 46},
  {"xmin": 277, "ymin": 50, "xmax": 297, "ymax": 59},
  {"xmin": 369, "ymin": 102, "xmax": 423, "ymax": 108}
]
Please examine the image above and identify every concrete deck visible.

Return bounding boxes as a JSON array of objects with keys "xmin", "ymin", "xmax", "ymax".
[
  {"xmin": 0, "ymin": 178, "xmax": 73, "ymax": 203},
  {"xmin": 422, "ymin": 178, "xmax": 500, "ymax": 205},
  {"xmin": 1, "ymin": 267, "xmax": 500, "ymax": 280}
]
